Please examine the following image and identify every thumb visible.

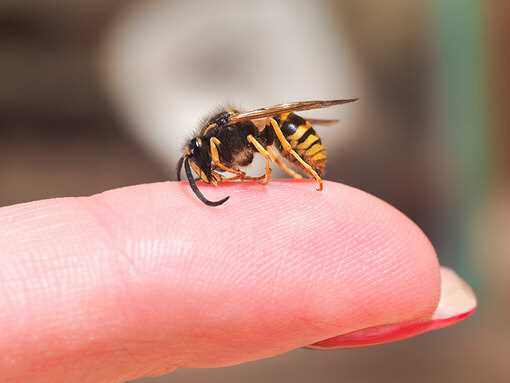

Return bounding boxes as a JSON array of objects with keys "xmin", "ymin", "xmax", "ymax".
[{"xmin": 0, "ymin": 180, "xmax": 475, "ymax": 382}]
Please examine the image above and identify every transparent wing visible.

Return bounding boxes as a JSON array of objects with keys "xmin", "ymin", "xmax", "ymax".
[
  {"xmin": 227, "ymin": 98, "xmax": 358, "ymax": 125},
  {"xmin": 306, "ymin": 118, "xmax": 340, "ymax": 126}
]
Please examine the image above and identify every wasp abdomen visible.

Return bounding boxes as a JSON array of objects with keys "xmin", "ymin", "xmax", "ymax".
[{"xmin": 275, "ymin": 113, "xmax": 327, "ymax": 176}]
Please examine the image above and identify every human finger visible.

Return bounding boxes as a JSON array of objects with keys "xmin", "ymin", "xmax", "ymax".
[{"xmin": 0, "ymin": 180, "xmax": 474, "ymax": 382}]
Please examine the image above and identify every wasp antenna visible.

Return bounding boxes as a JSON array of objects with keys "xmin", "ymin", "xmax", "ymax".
[
  {"xmin": 176, "ymin": 156, "xmax": 185, "ymax": 181},
  {"xmin": 184, "ymin": 157, "xmax": 229, "ymax": 207}
]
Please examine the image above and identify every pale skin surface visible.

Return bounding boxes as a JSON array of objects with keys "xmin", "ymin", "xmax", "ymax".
[{"xmin": 0, "ymin": 180, "xmax": 476, "ymax": 383}]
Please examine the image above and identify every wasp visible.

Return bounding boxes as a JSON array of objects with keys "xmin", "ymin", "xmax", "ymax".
[{"xmin": 177, "ymin": 99, "xmax": 358, "ymax": 206}]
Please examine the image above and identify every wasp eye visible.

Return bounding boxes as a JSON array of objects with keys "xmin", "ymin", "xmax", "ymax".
[
  {"xmin": 189, "ymin": 138, "xmax": 203, "ymax": 157},
  {"xmin": 191, "ymin": 138, "xmax": 202, "ymax": 148}
]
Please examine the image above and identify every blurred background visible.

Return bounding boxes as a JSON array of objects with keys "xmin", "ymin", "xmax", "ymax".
[{"xmin": 0, "ymin": 0, "xmax": 506, "ymax": 382}]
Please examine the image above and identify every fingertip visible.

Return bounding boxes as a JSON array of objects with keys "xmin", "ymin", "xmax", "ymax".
[{"xmin": 308, "ymin": 267, "xmax": 476, "ymax": 349}]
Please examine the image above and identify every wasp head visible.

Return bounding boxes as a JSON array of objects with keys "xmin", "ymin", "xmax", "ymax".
[
  {"xmin": 177, "ymin": 136, "xmax": 229, "ymax": 207},
  {"xmin": 182, "ymin": 137, "xmax": 213, "ymax": 182}
]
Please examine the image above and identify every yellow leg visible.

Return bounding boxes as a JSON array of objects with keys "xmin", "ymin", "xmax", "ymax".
[
  {"xmin": 190, "ymin": 161, "xmax": 211, "ymax": 183},
  {"xmin": 210, "ymin": 137, "xmax": 246, "ymax": 177},
  {"xmin": 247, "ymin": 134, "xmax": 273, "ymax": 184},
  {"xmin": 210, "ymin": 137, "xmax": 266, "ymax": 183},
  {"xmin": 212, "ymin": 171, "xmax": 241, "ymax": 182},
  {"xmin": 268, "ymin": 147, "xmax": 303, "ymax": 179},
  {"xmin": 269, "ymin": 118, "xmax": 323, "ymax": 191},
  {"xmin": 224, "ymin": 174, "xmax": 266, "ymax": 183}
]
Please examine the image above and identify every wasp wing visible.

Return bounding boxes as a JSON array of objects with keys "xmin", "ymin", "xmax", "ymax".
[
  {"xmin": 226, "ymin": 98, "xmax": 358, "ymax": 125},
  {"xmin": 306, "ymin": 118, "xmax": 340, "ymax": 126}
]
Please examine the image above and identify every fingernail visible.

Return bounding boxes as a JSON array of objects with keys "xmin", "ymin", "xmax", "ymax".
[
  {"xmin": 308, "ymin": 267, "xmax": 477, "ymax": 349},
  {"xmin": 308, "ymin": 308, "xmax": 475, "ymax": 349}
]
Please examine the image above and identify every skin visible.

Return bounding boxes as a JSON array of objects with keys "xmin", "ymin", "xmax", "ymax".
[{"xmin": 0, "ymin": 180, "xmax": 476, "ymax": 383}]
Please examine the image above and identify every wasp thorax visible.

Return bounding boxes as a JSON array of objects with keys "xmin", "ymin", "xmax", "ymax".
[{"xmin": 207, "ymin": 111, "xmax": 231, "ymax": 128}]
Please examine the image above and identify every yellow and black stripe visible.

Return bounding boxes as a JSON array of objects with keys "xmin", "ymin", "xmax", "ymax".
[{"xmin": 274, "ymin": 112, "xmax": 327, "ymax": 176}]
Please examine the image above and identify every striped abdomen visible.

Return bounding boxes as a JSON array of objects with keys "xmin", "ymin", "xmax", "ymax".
[{"xmin": 275, "ymin": 112, "xmax": 327, "ymax": 176}]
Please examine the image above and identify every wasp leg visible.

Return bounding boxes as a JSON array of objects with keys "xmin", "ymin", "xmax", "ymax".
[
  {"xmin": 212, "ymin": 171, "xmax": 261, "ymax": 182},
  {"xmin": 223, "ymin": 175, "xmax": 266, "ymax": 183},
  {"xmin": 247, "ymin": 134, "xmax": 274, "ymax": 184},
  {"xmin": 217, "ymin": 172, "xmax": 249, "ymax": 182},
  {"xmin": 268, "ymin": 147, "xmax": 304, "ymax": 179},
  {"xmin": 269, "ymin": 118, "xmax": 323, "ymax": 191},
  {"xmin": 210, "ymin": 137, "xmax": 266, "ymax": 182},
  {"xmin": 213, "ymin": 170, "xmax": 266, "ymax": 184},
  {"xmin": 210, "ymin": 137, "xmax": 246, "ymax": 177},
  {"xmin": 209, "ymin": 172, "xmax": 236, "ymax": 183},
  {"xmin": 190, "ymin": 160, "xmax": 213, "ymax": 183}
]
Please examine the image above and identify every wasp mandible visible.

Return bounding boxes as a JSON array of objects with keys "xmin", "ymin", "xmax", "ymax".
[{"xmin": 177, "ymin": 99, "xmax": 358, "ymax": 206}]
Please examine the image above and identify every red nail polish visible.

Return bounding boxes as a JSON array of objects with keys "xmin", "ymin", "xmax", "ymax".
[{"xmin": 307, "ymin": 308, "xmax": 475, "ymax": 349}]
